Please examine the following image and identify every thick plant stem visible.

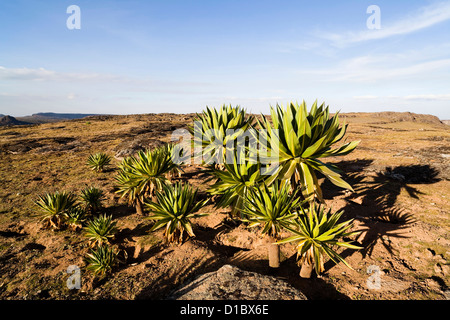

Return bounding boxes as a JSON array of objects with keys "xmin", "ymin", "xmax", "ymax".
[
  {"xmin": 300, "ymin": 261, "xmax": 314, "ymax": 278},
  {"xmin": 268, "ymin": 237, "xmax": 280, "ymax": 268},
  {"xmin": 135, "ymin": 198, "xmax": 144, "ymax": 215}
]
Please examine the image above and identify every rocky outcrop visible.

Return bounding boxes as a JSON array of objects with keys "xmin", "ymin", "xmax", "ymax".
[
  {"xmin": 340, "ymin": 112, "xmax": 445, "ymax": 125},
  {"xmin": 168, "ymin": 264, "xmax": 307, "ymax": 300},
  {"xmin": 0, "ymin": 115, "xmax": 31, "ymax": 126}
]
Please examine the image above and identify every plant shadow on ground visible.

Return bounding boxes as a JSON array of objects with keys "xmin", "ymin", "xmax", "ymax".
[
  {"xmin": 321, "ymin": 160, "xmax": 441, "ymax": 260},
  {"xmin": 135, "ymin": 255, "xmax": 222, "ymax": 299},
  {"xmin": 102, "ymin": 203, "xmax": 136, "ymax": 219},
  {"xmin": 276, "ymin": 254, "xmax": 351, "ymax": 300},
  {"xmin": 194, "ymin": 225, "xmax": 247, "ymax": 257}
]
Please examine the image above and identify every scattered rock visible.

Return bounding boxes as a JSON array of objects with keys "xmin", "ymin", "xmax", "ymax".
[
  {"xmin": 434, "ymin": 263, "xmax": 443, "ymax": 274},
  {"xmin": 425, "ymin": 248, "xmax": 436, "ymax": 258},
  {"xmin": 113, "ymin": 135, "xmax": 165, "ymax": 160},
  {"xmin": 444, "ymin": 290, "xmax": 450, "ymax": 300},
  {"xmin": 168, "ymin": 264, "xmax": 307, "ymax": 300}
]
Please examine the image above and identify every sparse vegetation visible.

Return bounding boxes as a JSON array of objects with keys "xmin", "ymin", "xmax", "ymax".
[{"xmin": 2, "ymin": 109, "xmax": 448, "ymax": 300}]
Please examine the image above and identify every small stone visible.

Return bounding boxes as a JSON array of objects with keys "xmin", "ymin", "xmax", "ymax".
[
  {"xmin": 444, "ymin": 290, "xmax": 450, "ymax": 300},
  {"xmin": 434, "ymin": 263, "xmax": 443, "ymax": 274},
  {"xmin": 425, "ymin": 248, "xmax": 436, "ymax": 258}
]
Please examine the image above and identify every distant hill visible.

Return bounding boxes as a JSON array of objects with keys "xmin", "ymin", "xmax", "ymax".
[
  {"xmin": 0, "ymin": 115, "xmax": 32, "ymax": 126},
  {"xmin": 16, "ymin": 112, "xmax": 103, "ymax": 124},
  {"xmin": 443, "ymin": 120, "xmax": 450, "ymax": 125},
  {"xmin": 32, "ymin": 112, "xmax": 99, "ymax": 119},
  {"xmin": 339, "ymin": 111, "xmax": 446, "ymax": 126}
]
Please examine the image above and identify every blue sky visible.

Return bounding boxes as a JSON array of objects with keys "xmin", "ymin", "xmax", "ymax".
[{"xmin": 1, "ymin": 0, "xmax": 450, "ymax": 119}]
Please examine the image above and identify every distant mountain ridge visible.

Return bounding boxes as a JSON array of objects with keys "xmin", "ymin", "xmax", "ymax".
[
  {"xmin": 14, "ymin": 112, "xmax": 105, "ymax": 124},
  {"xmin": 1, "ymin": 111, "xmax": 448, "ymax": 126},
  {"xmin": 31, "ymin": 112, "xmax": 99, "ymax": 119}
]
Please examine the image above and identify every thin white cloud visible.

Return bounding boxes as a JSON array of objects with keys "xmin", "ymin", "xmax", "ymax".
[
  {"xmin": 351, "ymin": 94, "xmax": 450, "ymax": 103},
  {"xmin": 0, "ymin": 66, "xmax": 212, "ymax": 95},
  {"xmin": 299, "ymin": 55, "xmax": 450, "ymax": 83},
  {"xmin": 318, "ymin": 2, "xmax": 450, "ymax": 46},
  {"xmin": 353, "ymin": 95, "xmax": 378, "ymax": 100},
  {"xmin": 403, "ymin": 94, "xmax": 450, "ymax": 101},
  {"xmin": 0, "ymin": 66, "xmax": 123, "ymax": 82}
]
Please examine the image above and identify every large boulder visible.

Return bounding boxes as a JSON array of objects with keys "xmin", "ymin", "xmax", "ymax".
[{"xmin": 168, "ymin": 264, "xmax": 307, "ymax": 300}]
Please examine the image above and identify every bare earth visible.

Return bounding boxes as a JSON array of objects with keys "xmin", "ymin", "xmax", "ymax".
[{"xmin": 0, "ymin": 112, "xmax": 448, "ymax": 300}]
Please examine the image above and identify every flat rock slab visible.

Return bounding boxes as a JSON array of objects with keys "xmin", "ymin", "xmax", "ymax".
[
  {"xmin": 113, "ymin": 135, "xmax": 165, "ymax": 160},
  {"xmin": 169, "ymin": 264, "xmax": 307, "ymax": 300}
]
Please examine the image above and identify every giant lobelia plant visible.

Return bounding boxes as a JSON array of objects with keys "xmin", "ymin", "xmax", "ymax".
[
  {"xmin": 115, "ymin": 146, "xmax": 176, "ymax": 215},
  {"xmin": 144, "ymin": 182, "xmax": 209, "ymax": 244},
  {"xmin": 207, "ymin": 148, "xmax": 277, "ymax": 218},
  {"xmin": 254, "ymin": 101, "xmax": 360, "ymax": 202},
  {"xmin": 278, "ymin": 203, "xmax": 362, "ymax": 278},
  {"xmin": 35, "ymin": 191, "xmax": 77, "ymax": 230},
  {"xmin": 189, "ymin": 104, "xmax": 255, "ymax": 167},
  {"xmin": 241, "ymin": 180, "xmax": 304, "ymax": 268}
]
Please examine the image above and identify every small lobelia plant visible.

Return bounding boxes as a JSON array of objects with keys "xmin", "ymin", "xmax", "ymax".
[
  {"xmin": 115, "ymin": 147, "xmax": 175, "ymax": 215},
  {"xmin": 83, "ymin": 214, "xmax": 117, "ymax": 247},
  {"xmin": 241, "ymin": 180, "xmax": 303, "ymax": 268},
  {"xmin": 80, "ymin": 186, "xmax": 105, "ymax": 214},
  {"xmin": 85, "ymin": 245, "xmax": 118, "ymax": 277},
  {"xmin": 254, "ymin": 101, "xmax": 360, "ymax": 202},
  {"xmin": 162, "ymin": 143, "xmax": 184, "ymax": 181},
  {"xmin": 35, "ymin": 191, "xmax": 77, "ymax": 230},
  {"xmin": 87, "ymin": 152, "xmax": 112, "ymax": 172},
  {"xmin": 64, "ymin": 206, "xmax": 87, "ymax": 232},
  {"xmin": 144, "ymin": 182, "xmax": 209, "ymax": 245},
  {"xmin": 278, "ymin": 203, "xmax": 362, "ymax": 278}
]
